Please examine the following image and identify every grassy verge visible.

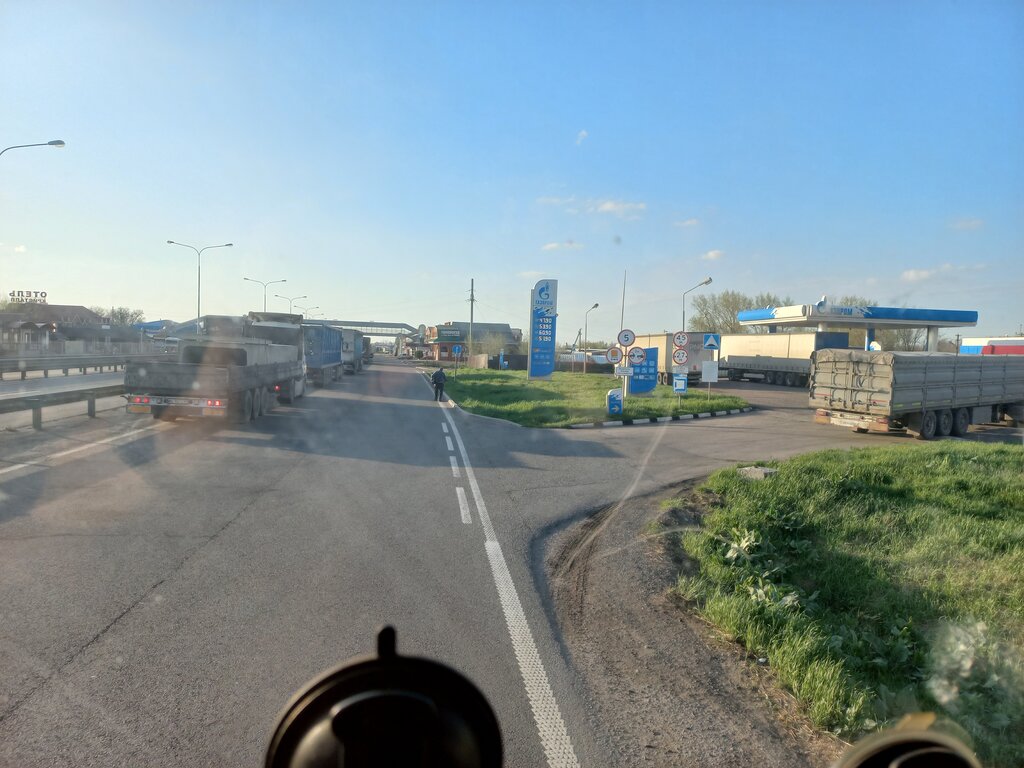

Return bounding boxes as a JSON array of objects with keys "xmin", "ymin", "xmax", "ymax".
[
  {"xmin": 439, "ymin": 369, "xmax": 747, "ymax": 428},
  {"xmin": 673, "ymin": 442, "xmax": 1024, "ymax": 767}
]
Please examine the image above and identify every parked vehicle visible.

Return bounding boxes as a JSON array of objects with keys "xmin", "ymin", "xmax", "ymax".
[
  {"xmin": 809, "ymin": 348, "xmax": 1024, "ymax": 439},
  {"xmin": 341, "ymin": 329, "xmax": 364, "ymax": 373},
  {"xmin": 959, "ymin": 336, "xmax": 1024, "ymax": 355},
  {"xmin": 304, "ymin": 322, "xmax": 343, "ymax": 385},
  {"xmin": 719, "ymin": 331, "xmax": 850, "ymax": 387},
  {"xmin": 125, "ymin": 312, "xmax": 306, "ymax": 422},
  {"xmin": 361, "ymin": 336, "xmax": 374, "ymax": 365},
  {"xmin": 631, "ymin": 333, "xmax": 714, "ymax": 385}
]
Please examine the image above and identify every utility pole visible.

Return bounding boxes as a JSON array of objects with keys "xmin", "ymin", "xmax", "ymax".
[{"xmin": 468, "ymin": 278, "xmax": 476, "ymax": 359}]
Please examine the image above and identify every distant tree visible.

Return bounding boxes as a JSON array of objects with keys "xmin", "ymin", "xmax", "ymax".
[
  {"xmin": 89, "ymin": 306, "xmax": 146, "ymax": 325},
  {"xmin": 690, "ymin": 291, "xmax": 793, "ymax": 334},
  {"xmin": 477, "ymin": 332, "xmax": 516, "ymax": 355}
]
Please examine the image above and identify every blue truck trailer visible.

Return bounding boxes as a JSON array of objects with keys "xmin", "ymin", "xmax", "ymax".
[{"xmin": 303, "ymin": 322, "xmax": 344, "ymax": 385}]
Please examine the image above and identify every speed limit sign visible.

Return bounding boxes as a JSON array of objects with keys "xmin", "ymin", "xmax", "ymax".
[
  {"xmin": 672, "ymin": 348, "xmax": 689, "ymax": 366},
  {"xmin": 617, "ymin": 329, "xmax": 636, "ymax": 347},
  {"xmin": 673, "ymin": 331, "xmax": 688, "ymax": 348}
]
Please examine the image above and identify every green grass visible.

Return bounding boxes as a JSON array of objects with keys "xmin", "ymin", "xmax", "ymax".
[
  {"xmin": 440, "ymin": 369, "xmax": 748, "ymax": 428},
  {"xmin": 675, "ymin": 442, "xmax": 1024, "ymax": 766}
]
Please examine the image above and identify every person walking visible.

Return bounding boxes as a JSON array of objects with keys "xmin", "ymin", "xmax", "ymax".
[{"xmin": 431, "ymin": 366, "xmax": 447, "ymax": 401}]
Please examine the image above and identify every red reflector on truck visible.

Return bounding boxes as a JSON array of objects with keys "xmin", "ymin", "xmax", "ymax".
[
  {"xmin": 133, "ymin": 396, "xmax": 142, "ymax": 403},
  {"xmin": 274, "ymin": 385, "xmax": 280, "ymax": 392},
  {"xmin": 143, "ymin": 397, "xmax": 150, "ymax": 404},
  {"xmin": 215, "ymin": 400, "xmax": 221, "ymax": 406}
]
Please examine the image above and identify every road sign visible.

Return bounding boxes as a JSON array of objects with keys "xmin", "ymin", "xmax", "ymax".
[
  {"xmin": 672, "ymin": 348, "xmax": 688, "ymax": 366},
  {"xmin": 607, "ymin": 388, "xmax": 623, "ymax": 415},
  {"xmin": 452, "ymin": 344, "xmax": 462, "ymax": 356},
  {"xmin": 703, "ymin": 333, "xmax": 721, "ymax": 351},
  {"xmin": 606, "ymin": 346, "xmax": 624, "ymax": 364},
  {"xmin": 617, "ymin": 329, "xmax": 636, "ymax": 346},
  {"xmin": 614, "ymin": 365, "xmax": 633, "ymax": 376},
  {"xmin": 702, "ymin": 360, "xmax": 719, "ymax": 383},
  {"xmin": 627, "ymin": 347, "xmax": 646, "ymax": 365},
  {"xmin": 629, "ymin": 347, "xmax": 658, "ymax": 394},
  {"xmin": 673, "ymin": 331, "xmax": 688, "ymax": 348},
  {"xmin": 673, "ymin": 376, "xmax": 689, "ymax": 394}
]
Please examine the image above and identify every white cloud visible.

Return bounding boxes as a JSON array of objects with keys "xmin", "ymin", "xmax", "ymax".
[
  {"xmin": 536, "ymin": 195, "xmax": 646, "ymax": 219},
  {"xmin": 674, "ymin": 218, "xmax": 700, "ymax": 228},
  {"xmin": 950, "ymin": 217, "xmax": 984, "ymax": 231},
  {"xmin": 700, "ymin": 249, "xmax": 724, "ymax": 261},
  {"xmin": 901, "ymin": 268, "xmax": 935, "ymax": 282},
  {"xmin": 13, "ymin": 245, "xmax": 26, "ymax": 253},
  {"xmin": 541, "ymin": 240, "xmax": 584, "ymax": 251},
  {"xmin": 899, "ymin": 263, "xmax": 987, "ymax": 283},
  {"xmin": 576, "ymin": 129, "xmax": 588, "ymax": 146}
]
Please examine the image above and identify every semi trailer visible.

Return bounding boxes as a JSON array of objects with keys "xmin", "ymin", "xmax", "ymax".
[{"xmin": 809, "ymin": 349, "xmax": 1024, "ymax": 439}]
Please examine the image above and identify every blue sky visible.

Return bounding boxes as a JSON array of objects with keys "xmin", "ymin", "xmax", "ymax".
[{"xmin": 2, "ymin": 1, "xmax": 1021, "ymax": 340}]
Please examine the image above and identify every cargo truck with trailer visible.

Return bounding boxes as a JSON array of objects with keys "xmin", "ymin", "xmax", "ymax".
[
  {"xmin": 631, "ymin": 333, "xmax": 714, "ymax": 386},
  {"xmin": 809, "ymin": 349, "xmax": 1024, "ymax": 439},
  {"xmin": 719, "ymin": 331, "xmax": 850, "ymax": 387},
  {"xmin": 959, "ymin": 337, "xmax": 1024, "ymax": 355},
  {"xmin": 341, "ymin": 329, "xmax": 364, "ymax": 374},
  {"xmin": 362, "ymin": 336, "xmax": 374, "ymax": 365},
  {"xmin": 303, "ymin": 322, "xmax": 343, "ymax": 385}
]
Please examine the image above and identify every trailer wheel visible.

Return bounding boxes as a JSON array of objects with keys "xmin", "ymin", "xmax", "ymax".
[
  {"xmin": 783, "ymin": 372, "xmax": 796, "ymax": 387},
  {"xmin": 798, "ymin": 375, "xmax": 809, "ymax": 388},
  {"xmin": 937, "ymin": 408, "xmax": 954, "ymax": 437},
  {"xmin": 764, "ymin": 371, "xmax": 776, "ymax": 385},
  {"xmin": 951, "ymin": 407, "xmax": 970, "ymax": 437},
  {"xmin": 237, "ymin": 390, "xmax": 253, "ymax": 424},
  {"xmin": 250, "ymin": 388, "xmax": 261, "ymax": 420},
  {"xmin": 916, "ymin": 410, "xmax": 938, "ymax": 440}
]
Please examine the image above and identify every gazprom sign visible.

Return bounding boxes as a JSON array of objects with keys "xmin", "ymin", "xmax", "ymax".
[{"xmin": 528, "ymin": 279, "xmax": 557, "ymax": 379}]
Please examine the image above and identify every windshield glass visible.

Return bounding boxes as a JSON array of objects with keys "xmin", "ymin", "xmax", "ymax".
[{"xmin": 1, "ymin": 3, "xmax": 1021, "ymax": 767}]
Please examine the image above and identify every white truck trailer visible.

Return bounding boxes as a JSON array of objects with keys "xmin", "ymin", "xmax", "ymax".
[
  {"xmin": 340, "ymin": 328, "xmax": 365, "ymax": 374},
  {"xmin": 719, "ymin": 331, "xmax": 851, "ymax": 387},
  {"xmin": 809, "ymin": 349, "xmax": 1024, "ymax": 439}
]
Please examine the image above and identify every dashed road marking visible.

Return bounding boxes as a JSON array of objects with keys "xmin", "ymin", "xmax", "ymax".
[
  {"xmin": 455, "ymin": 486, "xmax": 472, "ymax": 524},
  {"xmin": 444, "ymin": 435, "xmax": 454, "ymax": 452},
  {"xmin": 441, "ymin": 421, "xmax": 449, "ymax": 434},
  {"xmin": 449, "ymin": 454, "xmax": 461, "ymax": 478}
]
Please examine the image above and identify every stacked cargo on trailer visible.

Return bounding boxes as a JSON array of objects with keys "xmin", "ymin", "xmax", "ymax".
[
  {"xmin": 809, "ymin": 349, "xmax": 1024, "ymax": 439},
  {"xmin": 303, "ymin": 322, "xmax": 343, "ymax": 385},
  {"xmin": 631, "ymin": 333, "xmax": 714, "ymax": 386},
  {"xmin": 719, "ymin": 331, "xmax": 850, "ymax": 387}
]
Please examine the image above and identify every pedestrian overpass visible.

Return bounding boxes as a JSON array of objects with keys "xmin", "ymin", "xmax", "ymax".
[{"xmin": 320, "ymin": 320, "xmax": 420, "ymax": 337}]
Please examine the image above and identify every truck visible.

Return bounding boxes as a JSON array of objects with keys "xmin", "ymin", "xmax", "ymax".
[
  {"xmin": 632, "ymin": 333, "xmax": 714, "ymax": 386},
  {"xmin": 303, "ymin": 322, "xmax": 343, "ymax": 385},
  {"xmin": 959, "ymin": 337, "xmax": 1024, "ymax": 355},
  {"xmin": 361, "ymin": 336, "xmax": 374, "ymax": 365},
  {"xmin": 341, "ymin": 328, "xmax": 364, "ymax": 374},
  {"xmin": 125, "ymin": 312, "xmax": 306, "ymax": 422},
  {"xmin": 809, "ymin": 348, "xmax": 1024, "ymax": 439},
  {"xmin": 719, "ymin": 331, "xmax": 851, "ymax": 387}
]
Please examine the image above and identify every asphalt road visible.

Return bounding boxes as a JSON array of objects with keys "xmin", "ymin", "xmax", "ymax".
[{"xmin": 0, "ymin": 361, "xmax": 1015, "ymax": 767}]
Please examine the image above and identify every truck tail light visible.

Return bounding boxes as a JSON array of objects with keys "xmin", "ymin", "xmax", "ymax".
[
  {"xmin": 274, "ymin": 384, "xmax": 281, "ymax": 392},
  {"xmin": 215, "ymin": 400, "xmax": 221, "ymax": 406},
  {"xmin": 133, "ymin": 396, "xmax": 142, "ymax": 403},
  {"xmin": 206, "ymin": 400, "xmax": 213, "ymax": 406},
  {"xmin": 143, "ymin": 397, "xmax": 150, "ymax": 404}
]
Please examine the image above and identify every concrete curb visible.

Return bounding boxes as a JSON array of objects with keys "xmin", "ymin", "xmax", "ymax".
[{"xmin": 565, "ymin": 406, "xmax": 754, "ymax": 429}]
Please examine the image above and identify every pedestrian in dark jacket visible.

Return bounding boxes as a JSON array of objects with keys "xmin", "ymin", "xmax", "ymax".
[{"xmin": 431, "ymin": 367, "xmax": 447, "ymax": 401}]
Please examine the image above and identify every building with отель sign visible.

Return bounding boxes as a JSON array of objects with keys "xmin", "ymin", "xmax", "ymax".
[{"xmin": 425, "ymin": 322, "xmax": 522, "ymax": 362}]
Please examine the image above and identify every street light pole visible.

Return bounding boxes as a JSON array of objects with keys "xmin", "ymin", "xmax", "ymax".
[
  {"xmin": 583, "ymin": 302, "xmax": 599, "ymax": 374},
  {"xmin": 682, "ymin": 277, "xmax": 713, "ymax": 333},
  {"xmin": 167, "ymin": 240, "xmax": 233, "ymax": 333},
  {"xmin": 295, "ymin": 305, "xmax": 319, "ymax": 319},
  {"xmin": 0, "ymin": 139, "xmax": 65, "ymax": 159},
  {"xmin": 275, "ymin": 294, "xmax": 307, "ymax": 314},
  {"xmin": 243, "ymin": 277, "xmax": 286, "ymax": 312}
]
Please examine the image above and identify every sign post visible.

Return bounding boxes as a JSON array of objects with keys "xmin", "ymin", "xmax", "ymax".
[
  {"xmin": 616, "ymin": 329, "xmax": 635, "ymax": 408},
  {"xmin": 528, "ymin": 280, "xmax": 558, "ymax": 379},
  {"xmin": 452, "ymin": 344, "xmax": 462, "ymax": 376}
]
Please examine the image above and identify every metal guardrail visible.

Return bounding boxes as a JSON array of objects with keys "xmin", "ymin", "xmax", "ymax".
[
  {"xmin": 0, "ymin": 354, "xmax": 164, "ymax": 379},
  {"xmin": 0, "ymin": 384, "xmax": 126, "ymax": 429}
]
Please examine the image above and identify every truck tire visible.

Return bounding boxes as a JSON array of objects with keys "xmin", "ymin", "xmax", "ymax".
[
  {"xmin": 937, "ymin": 408, "xmax": 953, "ymax": 437},
  {"xmin": 783, "ymin": 372, "xmax": 796, "ymax": 387},
  {"xmin": 916, "ymin": 410, "xmax": 938, "ymax": 440},
  {"xmin": 951, "ymin": 407, "xmax": 970, "ymax": 437},
  {"xmin": 798, "ymin": 375, "xmax": 809, "ymax": 388},
  {"xmin": 251, "ymin": 388, "xmax": 262, "ymax": 421},
  {"xmin": 764, "ymin": 371, "xmax": 776, "ymax": 385},
  {"xmin": 236, "ymin": 390, "xmax": 253, "ymax": 424}
]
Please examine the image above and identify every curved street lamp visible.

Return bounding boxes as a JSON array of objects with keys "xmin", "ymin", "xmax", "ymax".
[
  {"xmin": 166, "ymin": 240, "xmax": 233, "ymax": 333},
  {"xmin": 0, "ymin": 139, "xmax": 66, "ymax": 159},
  {"xmin": 583, "ymin": 302, "xmax": 599, "ymax": 374},
  {"xmin": 295, "ymin": 304, "xmax": 319, "ymax": 318},
  {"xmin": 682, "ymin": 277, "xmax": 712, "ymax": 332},
  {"xmin": 243, "ymin": 277, "xmax": 286, "ymax": 312},
  {"xmin": 275, "ymin": 294, "xmax": 307, "ymax": 313}
]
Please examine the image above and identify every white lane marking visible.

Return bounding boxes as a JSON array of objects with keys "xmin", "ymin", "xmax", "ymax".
[
  {"xmin": 0, "ymin": 422, "xmax": 164, "ymax": 477},
  {"xmin": 441, "ymin": 421, "xmax": 449, "ymax": 434},
  {"xmin": 449, "ymin": 455, "xmax": 461, "ymax": 478},
  {"xmin": 440, "ymin": 404, "xmax": 579, "ymax": 768},
  {"xmin": 455, "ymin": 486, "xmax": 472, "ymax": 524},
  {"xmin": 444, "ymin": 435, "xmax": 454, "ymax": 452}
]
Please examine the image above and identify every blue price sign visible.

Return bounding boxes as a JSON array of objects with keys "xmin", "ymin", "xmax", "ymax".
[
  {"xmin": 528, "ymin": 279, "xmax": 558, "ymax": 379},
  {"xmin": 629, "ymin": 347, "xmax": 658, "ymax": 394}
]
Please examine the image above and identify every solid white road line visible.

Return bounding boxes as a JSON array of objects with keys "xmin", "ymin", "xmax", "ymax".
[
  {"xmin": 440, "ymin": 404, "xmax": 580, "ymax": 768},
  {"xmin": 455, "ymin": 486, "xmax": 472, "ymax": 524},
  {"xmin": 449, "ymin": 455, "xmax": 461, "ymax": 478},
  {"xmin": 0, "ymin": 422, "xmax": 165, "ymax": 477},
  {"xmin": 445, "ymin": 435, "xmax": 454, "ymax": 452}
]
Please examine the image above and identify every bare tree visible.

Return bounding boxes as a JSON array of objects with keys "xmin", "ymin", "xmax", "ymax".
[{"xmin": 89, "ymin": 306, "xmax": 146, "ymax": 326}]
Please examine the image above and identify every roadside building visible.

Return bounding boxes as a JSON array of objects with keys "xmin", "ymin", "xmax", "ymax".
[{"xmin": 425, "ymin": 321, "xmax": 522, "ymax": 361}]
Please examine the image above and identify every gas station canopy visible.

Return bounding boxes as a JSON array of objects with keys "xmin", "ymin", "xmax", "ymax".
[{"xmin": 736, "ymin": 301, "xmax": 978, "ymax": 350}]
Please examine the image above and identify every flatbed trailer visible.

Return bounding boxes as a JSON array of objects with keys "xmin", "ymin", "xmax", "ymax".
[{"xmin": 809, "ymin": 349, "xmax": 1024, "ymax": 439}]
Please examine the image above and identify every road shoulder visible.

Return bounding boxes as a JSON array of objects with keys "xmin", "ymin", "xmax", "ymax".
[{"xmin": 547, "ymin": 481, "xmax": 844, "ymax": 767}]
